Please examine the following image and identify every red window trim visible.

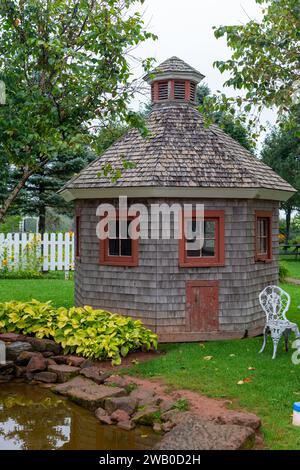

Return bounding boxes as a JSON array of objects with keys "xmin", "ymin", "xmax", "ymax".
[
  {"xmin": 75, "ymin": 208, "xmax": 81, "ymax": 260},
  {"xmin": 99, "ymin": 213, "xmax": 139, "ymax": 267},
  {"xmin": 179, "ymin": 210, "xmax": 225, "ymax": 267},
  {"xmin": 255, "ymin": 211, "xmax": 273, "ymax": 263}
]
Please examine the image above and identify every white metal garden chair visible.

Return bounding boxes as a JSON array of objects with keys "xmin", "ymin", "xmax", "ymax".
[{"xmin": 259, "ymin": 285, "xmax": 300, "ymax": 359}]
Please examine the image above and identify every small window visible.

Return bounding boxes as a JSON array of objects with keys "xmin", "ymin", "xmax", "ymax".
[
  {"xmin": 179, "ymin": 211, "xmax": 225, "ymax": 267},
  {"xmin": 75, "ymin": 214, "xmax": 81, "ymax": 259},
  {"xmin": 158, "ymin": 81, "xmax": 169, "ymax": 100},
  {"xmin": 100, "ymin": 215, "xmax": 139, "ymax": 267},
  {"xmin": 255, "ymin": 211, "xmax": 272, "ymax": 262},
  {"xmin": 190, "ymin": 82, "xmax": 196, "ymax": 102},
  {"xmin": 174, "ymin": 80, "xmax": 186, "ymax": 100}
]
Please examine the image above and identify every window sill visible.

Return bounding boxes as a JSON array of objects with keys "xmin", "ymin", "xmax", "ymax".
[
  {"xmin": 100, "ymin": 258, "xmax": 138, "ymax": 267},
  {"xmin": 179, "ymin": 260, "xmax": 225, "ymax": 268}
]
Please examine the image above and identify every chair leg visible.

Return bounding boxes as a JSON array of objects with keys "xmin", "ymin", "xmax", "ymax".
[
  {"xmin": 259, "ymin": 327, "xmax": 268, "ymax": 354},
  {"xmin": 284, "ymin": 330, "xmax": 289, "ymax": 352},
  {"xmin": 272, "ymin": 337, "xmax": 280, "ymax": 360}
]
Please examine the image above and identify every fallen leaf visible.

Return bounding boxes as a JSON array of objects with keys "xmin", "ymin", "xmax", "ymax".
[
  {"xmin": 237, "ymin": 380, "xmax": 244, "ymax": 385},
  {"xmin": 203, "ymin": 356, "xmax": 213, "ymax": 361},
  {"xmin": 248, "ymin": 367, "xmax": 256, "ymax": 371},
  {"xmin": 243, "ymin": 377, "xmax": 252, "ymax": 383},
  {"xmin": 229, "ymin": 354, "xmax": 236, "ymax": 357}
]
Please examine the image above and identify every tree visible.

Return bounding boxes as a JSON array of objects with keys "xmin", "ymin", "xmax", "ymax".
[
  {"xmin": 196, "ymin": 84, "xmax": 254, "ymax": 152},
  {"xmin": 208, "ymin": 0, "xmax": 300, "ymax": 135},
  {"xmin": 0, "ymin": 0, "xmax": 155, "ymax": 222},
  {"xmin": 261, "ymin": 111, "xmax": 300, "ymax": 241}
]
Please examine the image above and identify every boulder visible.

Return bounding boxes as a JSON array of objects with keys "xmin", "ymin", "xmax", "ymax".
[
  {"xmin": 48, "ymin": 364, "xmax": 80, "ymax": 383},
  {"xmin": 130, "ymin": 387, "xmax": 156, "ymax": 405},
  {"xmin": 95, "ymin": 408, "xmax": 112, "ymax": 425},
  {"xmin": 80, "ymin": 359, "xmax": 95, "ymax": 369},
  {"xmin": 155, "ymin": 415, "xmax": 255, "ymax": 450},
  {"xmin": 66, "ymin": 356, "xmax": 86, "ymax": 368},
  {"xmin": 104, "ymin": 396, "xmax": 138, "ymax": 416},
  {"xmin": 157, "ymin": 398, "xmax": 174, "ymax": 413},
  {"xmin": 46, "ymin": 358, "xmax": 57, "ymax": 367},
  {"xmin": 53, "ymin": 376, "xmax": 125, "ymax": 411},
  {"xmin": 16, "ymin": 351, "xmax": 43, "ymax": 366},
  {"xmin": 0, "ymin": 333, "xmax": 26, "ymax": 342},
  {"xmin": 214, "ymin": 411, "xmax": 261, "ymax": 431},
  {"xmin": 110, "ymin": 409, "xmax": 131, "ymax": 423},
  {"xmin": 26, "ymin": 355, "xmax": 48, "ymax": 373},
  {"xmin": 80, "ymin": 367, "xmax": 110, "ymax": 385},
  {"xmin": 42, "ymin": 351, "xmax": 54, "ymax": 358},
  {"xmin": 117, "ymin": 420, "xmax": 135, "ymax": 431},
  {"xmin": 51, "ymin": 355, "xmax": 68, "ymax": 364},
  {"xmin": 6, "ymin": 341, "xmax": 33, "ymax": 361},
  {"xmin": 15, "ymin": 366, "xmax": 26, "ymax": 378},
  {"xmin": 161, "ymin": 421, "xmax": 175, "ymax": 433},
  {"xmin": 34, "ymin": 371, "xmax": 58, "ymax": 383},
  {"xmin": 26, "ymin": 337, "xmax": 62, "ymax": 354},
  {"xmin": 104, "ymin": 375, "xmax": 132, "ymax": 389},
  {"xmin": 132, "ymin": 405, "xmax": 160, "ymax": 426}
]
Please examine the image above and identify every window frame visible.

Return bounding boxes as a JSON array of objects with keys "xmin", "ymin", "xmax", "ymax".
[
  {"xmin": 255, "ymin": 211, "xmax": 273, "ymax": 262},
  {"xmin": 75, "ymin": 208, "xmax": 81, "ymax": 260},
  {"xmin": 99, "ymin": 213, "xmax": 139, "ymax": 267},
  {"xmin": 179, "ymin": 210, "xmax": 225, "ymax": 267}
]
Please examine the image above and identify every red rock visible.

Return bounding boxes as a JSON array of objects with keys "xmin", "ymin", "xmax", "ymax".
[
  {"xmin": 130, "ymin": 387, "xmax": 156, "ymax": 405},
  {"xmin": 26, "ymin": 337, "xmax": 61, "ymax": 354},
  {"xmin": 95, "ymin": 407, "xmax": 112, "ymax": 425},
  {"xmin": 105, "ymin": 396, "xmax": 138, "ymax": 415},
  {"xmin": 26, "ymin": 355, "xmax": 47, "ymax": 372},
  {"xmin": 46, "ymin": 358, "xmax": 57, "ymax": 366},
  {"xmin": 6, "ymin": 342, "xmax": 33, "ymax": 361},
  {"xmin": 34, "ymin": 371, "xmax": 57, "ymax": 383},
  {"xmin": 48, "ymin": 364, "xmax": 80, "ymax": 383},
  {"xmin": 104, "ymin": 375, "xmax": 131, "ymax": 388},
  {"xmin": 15, "ymin": 366, "xmax": 26, "ymax": 378},
  {"xmin": 111, "ymin": 409, "xmax": 130, "ymax": 423},
  {"xmin": 80, "ymin": 367, "xmax": 110, "ymax": 385},
  {"xmin": 0, "ymin": 333, "xmax": 26, "ymax": 342},
  {"xmin": 16, "ymin": 351, "xmax": 43, "ymax": 366},
  {"xmin": 214, "ymin": 411, "xmax": 261, "ymax": 431},
  {"xmin": 42, "ymin": 351, "xmax": 54, "ymax": 358},
  {"xmin": 66, "ymin": 356, "xmax": 86, "ymax": 367},
  {"xmin": 51, "ymin": 355, "xmax": 68, "ymax": 364},
  {"xmin": 117, "ymin": 420, "xmax": 135, "ymax": 431}
]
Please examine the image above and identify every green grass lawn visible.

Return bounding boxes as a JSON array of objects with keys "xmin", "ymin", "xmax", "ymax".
[
  {"xmin": 0, "ymin": 277, "xmax": 74, "ymax": 308},
  {"xmin": 1, "ymin": 270, "xmax": 300, "ymax": 449},
  {"xmin": 280, "ymin": 258, "xmax": 300, "ymax": 280}
]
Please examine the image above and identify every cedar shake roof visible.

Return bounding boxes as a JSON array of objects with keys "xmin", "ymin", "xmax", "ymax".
[
  {"xmin": 146, "ymin": 56, "xmax": 204, "ymax": 80},
  {"xmin": 62, "ymin": 102, "xmax": 294, "ymax": 193}
]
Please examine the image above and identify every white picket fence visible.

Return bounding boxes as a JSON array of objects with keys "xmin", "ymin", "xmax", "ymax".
[{"xmin": 0, "ymin": 232, "xmax": 75, "ymax": 272}]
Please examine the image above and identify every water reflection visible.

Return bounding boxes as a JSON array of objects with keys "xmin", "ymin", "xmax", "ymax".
[{"xmin": 0, "ymin": 384, "xmax": 159, "ymax": 450}]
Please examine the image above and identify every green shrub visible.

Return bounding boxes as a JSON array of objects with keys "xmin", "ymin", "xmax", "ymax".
[
  {"xmin": 0, "ymin": 300, "xmax": 158, "ymax": 365},
  {"xmin": 279, "ymin": 262, "xmax": 290, "ymax": 282},
  {"xmin": 0, "ymin": 270, "xmax": 42, "ymax": 279}
]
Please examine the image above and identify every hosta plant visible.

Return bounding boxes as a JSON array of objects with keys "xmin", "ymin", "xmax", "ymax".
[{"xmin": 0, "ymin": 300, "xmax": 158, "ymax": 365}]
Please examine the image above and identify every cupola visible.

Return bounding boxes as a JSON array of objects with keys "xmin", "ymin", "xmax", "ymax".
[{"xmin": 144, "ymin": 56, "xmax": 204, "ymax": 105}]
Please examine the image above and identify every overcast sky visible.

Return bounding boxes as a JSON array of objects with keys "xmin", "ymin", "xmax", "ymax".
[{"xmin": 130, "ymin": 0, "xmax": 276, "ymax": 142}]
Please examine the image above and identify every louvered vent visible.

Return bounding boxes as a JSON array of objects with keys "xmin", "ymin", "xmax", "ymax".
[
  {"xmin": 190, "ymin": 82, "xmax": 196, "ymax": 102},
  {"xmin": 158, "ymin": 81, "xmax": 169, "ymax": 100},
  {"xmin": 174, "ymin": 81, "xmax": 186, "ymax": 100},
  {"xmin": 151, "ymin": 84, "xmax": 155, "ymax": 102}
]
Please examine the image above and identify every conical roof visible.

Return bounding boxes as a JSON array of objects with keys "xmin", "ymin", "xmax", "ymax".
[
  {"xmin": 144, "ymin": 56, "xmax": 204, "ymax": 83},
  {"xmin": 61, "ymin": 102, "xmax": 295, "ymax": 202}
]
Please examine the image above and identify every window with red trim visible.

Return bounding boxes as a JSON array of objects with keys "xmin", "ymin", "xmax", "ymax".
[
  {"xmin": 75, "ymin": 215, "xmax": 81, "ymax": 259},
  {"xmin": 100, "ymin": 216, "xmax": 139, "ymax": 267},
  {"xmin": 179, "ymin": 211, "xmax": 225, "ymax": 267},
  {"xmin": 255, "ymin": 211, "xmax": 272, "ymax": 262}
]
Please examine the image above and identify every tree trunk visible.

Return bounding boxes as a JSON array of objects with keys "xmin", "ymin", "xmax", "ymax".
[
  {"xmin": 0, "ymin": 169, "xmax": 33, "ymax": 223},
  {"xmin": 285, "ymin": 207, "xmax": 292, "ymax": 243},
  {"xmin": 38, "ymin": 205, "xmax": 46, "ymax": 233}
]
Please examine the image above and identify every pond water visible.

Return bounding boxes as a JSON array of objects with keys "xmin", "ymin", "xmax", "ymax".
[{"xmin": 0, "ymin": 383, "xmax": 160, "ymax": 450}]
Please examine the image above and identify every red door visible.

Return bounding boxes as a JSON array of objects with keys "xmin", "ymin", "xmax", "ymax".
[{"xmin": 186, "ymin": 281, "xmax": 219, "ymax": 332}]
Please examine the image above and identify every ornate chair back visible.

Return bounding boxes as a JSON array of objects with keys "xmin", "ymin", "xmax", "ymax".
[{"xmin": 259, "ymin": 285, "xmax": 290, "ymax": 324}]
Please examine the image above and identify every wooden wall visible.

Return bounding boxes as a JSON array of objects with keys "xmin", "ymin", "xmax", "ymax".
[{"xmin": 75, "ymin": 198, "xmax": 279, "ymax": 342}]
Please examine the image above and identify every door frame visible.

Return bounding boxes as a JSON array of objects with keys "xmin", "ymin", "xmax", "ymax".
[{"xmin": 186, "ymin": 280, "xmax": 219, "ymax": 332}]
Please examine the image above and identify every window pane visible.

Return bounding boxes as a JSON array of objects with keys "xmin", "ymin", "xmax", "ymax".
[
  {"xmin": 202, "ymin": 239, "xmax": 215, "ymax": 257},
  {"xmin": 109, "ymin": 239, "xmax": 119, "ymax": 256},
  {"xmin": 187, "ymin": 249, "xmax": 201, "ymax": 258},
  {"xmin": 204, "ymin": 221, "xmax": 215, "ymax": 236},
  {"xmin": 260, "ymin": 237, "xmax": 267, "ymax": 255},
  {"xmin": 121, "ymin": 239, "xmax": 132, "ymax": 256}
]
